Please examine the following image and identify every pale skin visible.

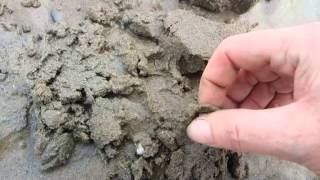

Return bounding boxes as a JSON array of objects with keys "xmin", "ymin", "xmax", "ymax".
[{"xmin": 187, "ymin": 23, "xmax": 320, "ymax": 174}]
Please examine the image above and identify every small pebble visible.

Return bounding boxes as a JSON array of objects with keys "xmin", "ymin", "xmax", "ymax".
[
  {"xmin": 21, "ymin": 0, "xmax": 41, "ymax": 8},
  {"xmin": 22, "ymin": 24, "xmax": 31, "ymax": 33},
  {"xmin": 50, "ymin": 9, "xmax": 63, "ymax": 23}
]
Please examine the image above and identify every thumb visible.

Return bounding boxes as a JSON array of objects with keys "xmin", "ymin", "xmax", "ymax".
[{"xmin": 187, "ymin": 103, "xmax": 304, "ymax": 158}]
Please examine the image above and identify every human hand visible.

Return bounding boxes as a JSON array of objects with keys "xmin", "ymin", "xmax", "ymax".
[{"xmin": 187, "ymin": 23, "xmax": 320, "ymax": 174}]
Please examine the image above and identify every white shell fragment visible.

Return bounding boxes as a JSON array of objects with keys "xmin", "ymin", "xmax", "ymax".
[{"xmin": 136, "ymin": 143, "xmax": 144, "ymax": 156}]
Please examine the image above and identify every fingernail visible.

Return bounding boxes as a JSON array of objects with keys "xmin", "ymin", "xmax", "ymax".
[{"xmin": 187, "ymin": 118, "xmax": 212, "ymax": 145}]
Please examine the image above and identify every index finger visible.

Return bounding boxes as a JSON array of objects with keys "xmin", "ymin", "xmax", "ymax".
[{"xmin": 199, "ymin": 27, "xmax": 297, "ymax": 107}]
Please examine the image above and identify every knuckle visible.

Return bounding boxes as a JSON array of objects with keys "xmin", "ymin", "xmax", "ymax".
[
  {"xmin": 243, "ymin": 71, "xmax": 258, "ymax": 86},
  {"xmin": 227, "ymin": 121, "xmax": 243, "ymax": 152}
]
